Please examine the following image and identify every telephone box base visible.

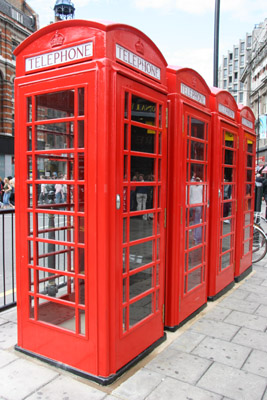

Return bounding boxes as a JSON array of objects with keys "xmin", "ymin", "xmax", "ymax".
[
  {"xmin": 15, "ymin": 333, "xmax": 166, "ymax": 386},
  {"xmin": 235, "ymin": 265, "xmax": 252, "ymax": 283},
  {"xmin": 164, "ymin": 303, "xmax": 207, "ymax": 332},
  {"xmin": 208, "ymin": 281, "xmax": 235, "ymax": 302}
]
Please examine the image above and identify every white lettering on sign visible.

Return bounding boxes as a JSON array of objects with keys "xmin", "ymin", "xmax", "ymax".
[
  {"xmin": 218, "ymin": 103, "xmax": 235, "ymax": 119},
  {"xmin": 25, "ymin": 42, "xmax": 93, "ymax": 72},
  {"xmin": 180, "ymin": 83, "xmax": 206, "ymax": 105},
  {"xmin": 242, "ymin": 117, "xmax": 253, "ymax": 129},
  {"xmin": 116, "ymin": 44, "xmax": 161, "ymax": 80}
]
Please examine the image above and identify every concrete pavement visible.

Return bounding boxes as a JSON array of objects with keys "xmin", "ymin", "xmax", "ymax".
[{"xmin": 1, "ymin": 256, "xmax": 267, "ymax": 399}]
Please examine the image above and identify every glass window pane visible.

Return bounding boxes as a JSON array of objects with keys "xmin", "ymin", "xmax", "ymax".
[
  {"xmin": 243, "ymin": 241, "xmax": 250, "ymax": 255},
  {"xmin": 38, "ymin": 299, "xmax": 75, "ymax": 332},
  {"xmin": 37, "ymin": 242, "xmax": 75, "ymax": 272},
  {"xmin": 36, "ymin": 184, "xmax": 74, "ymax": 211},
  {"xmin": 221, "ymin": 252, "xmax": 231, "ymax": 270},
  {"xmin": 131, "ymin": 95, "xmax": 156, "ymax": 126},
  {"xmin": 189, "ymin": 206, "xmax": 203, "ymax": 226},
  {"xmin": 35, "ymin": 90, "xmax": 74, "ymax": 120},
  {"xmin": 221, "ymin": 235, "xmax": 232, "ymax": 253},
  {"xmin": 36, "ymin": 154, "xmax": 74, "ymax": 180},
  {"xmin": 36, "ymin": 123, "xmax": 74, "ymax": 150},
  {"xmin": 189, "ymin": 183, "xmax": 203, "ymax": 204},
  {"xmin": 190, "ymin": 164, "xmax": 204, "ymax": 181},
  {"xmin": 189, "ymin": 226, "xmax": 203, "ymax": 247},
  {"xmin": 28, "ymin": 127, "xmax": 32, "ymax": 151},
  {"xmin": 78, "ymin": 217, "xmax": 85, "ymax": 244},
  {"xmin": 131, "ymin": 126, "xmax": 156, "ymax": 153},
  {"xmin": 224, "ymin": 132, "xmax": 234, "ymax": 148},
  {"xmin": 247, "ymin": 155, "xmax": 253, "ymax": 168},
  {"xmin": 129, "ymin": 241, "xmax": 153, "ymax": 270},
  {"xmin": 129, "ymin": 267, "xmax": 153, "ymax": 299},
  {"xmin": 129, "ymin": 294, "xmax": 152, "ymax": 328},
  {"xmin": 78, "ymin": 154, "xmax": 84, "ymax": 180},
  {"xmin": 124, "ymin": 124, "xmax": 128, "ymax": 150},
  {"xmin": 78, "ymin": 121, "xmax": 84, "ymax": 148},
  {"xmin": 131, "ymin": 157, "xmax": 155, "ymax": 181},
  {"xmin": 79, "ymin": 310, "xmax": 85, "ymax": 335},
  {"xmin": 27, "ymin": 97, "xmax": 32, "ymax": 122},
  {"xmin": 223, "ymin": 201, "xmax": 233, "ymax": 218},
  {"xmin": 188, "ymin": 247, "xmax": 202, "ymax": 270},
  {"xmin": 187, "ymin": 268, "xmax": 202, "ymax": 291},
  {"xmin": 191, "ymin": 141, "xmax": 205, "ymax": 160},
  {"xmin": 78, "ymin": 247, "xmax": 85, "ymax": 274},
  {"xmin": 78, "ymin": 88, "xmax": 84, "ymax": 116},
  {"xmin": 78, "ymin": 279, "xmax": 85, "ymax": 305},
  {"xmin": 130, "ymin": 216, "xmax": 153, "ymax": 241},
  {"xmin": 36, "ymin": 213, "xmax": 74, "ymax": 243},
  {"xmin": 191, "ymin": 119, "xmax": 205, "ymax": 139},
  {"xmin": 223, "ymin": 183, "xmax": 232, "ymax": 199},
  {"xmin": 224, "ymin": 149, "xmax": 234, "ymax": 165},
  {"xmin": 37, "ymin": 270, "xmax": 74, "ymax": 302}
]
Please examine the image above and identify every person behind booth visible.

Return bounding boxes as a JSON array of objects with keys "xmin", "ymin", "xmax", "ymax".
[
  {"xmin": 255, "ymin": 173, "xmax": 264, "ymax": 213},
  {"xmin": 136, "ymin": 174, "xmax": 149, "ymax": 220},
  {"xmin": 130, "ymin": 175, "xmax": 137, "ymax": 211},
  {"xmin": 262, "ymin": 176, "xmax": 267, "ymax": 221}
]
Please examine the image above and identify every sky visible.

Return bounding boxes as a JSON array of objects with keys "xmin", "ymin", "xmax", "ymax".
[{"xmin": 26, "ymin": 0, "xmax": 266, "ymax": 86}]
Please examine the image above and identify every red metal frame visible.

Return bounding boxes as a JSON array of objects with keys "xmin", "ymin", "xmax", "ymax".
[
  {"xmin": 235, "ymin": 105, "xmax": 256, "ymax": 281},
  {"xmin": 165, "ymin": 67, "xmax": 211, "ymax": 330},
  {"xmin": 15, "ymin": 20, "xmax": 168, "ymax": 382},
  {"xmin": 208, "ymin": 88, "xmax": 238, "ymax": 299}
]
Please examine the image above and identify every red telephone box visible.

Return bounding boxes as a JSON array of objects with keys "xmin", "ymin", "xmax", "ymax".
[
  {"xmin": 165, "ymin": 67, "xmax": 211, "ymax": 330},
  {"xmin": 208, "ymin": 88, "xmax": 238, "ymax": 300},
  {"xmin": 235, "ymin": 105, "xmax": 256, "ymax": 281},
  {"xmin": 14, "ymin": 20, "xmax": 168, "ymax": 383}
]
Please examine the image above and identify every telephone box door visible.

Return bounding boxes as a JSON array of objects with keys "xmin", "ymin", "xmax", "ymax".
[
  {"xmin": 16, "ymin": 72, "xmax": 98, "ymax": 373},
  {"xmin": 180, "ymin": 106, "xmax": 210, "ymax": 321},
  {"xmin": 115, "ymin": 75, "xmax": 167, "ymax": 369}
]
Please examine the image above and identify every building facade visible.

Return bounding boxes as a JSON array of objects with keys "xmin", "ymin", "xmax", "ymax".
[
  {"xmin": 219, "ymin": 19, "xmax": 267, "ymax": 165},
  {"xmin": 0, "ymin": 0, "xmax": 38, "ymax": 178}
]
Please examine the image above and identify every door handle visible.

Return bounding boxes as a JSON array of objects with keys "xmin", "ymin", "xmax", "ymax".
[{"xmin": 116, "ymin": 194, "xmax": 121, "ymax": 210}]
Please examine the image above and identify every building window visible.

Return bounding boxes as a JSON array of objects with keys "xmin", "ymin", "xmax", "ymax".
[
  {"xmin": 229, "ymin": 76, "xmax": 232, "ymax": 84},
  {"xmin": 234, "ymin": 72, "xmax": 238, "ymax": 82},
  {"xmin": 223, "ymin": 69, "xmax": 227, "ymax": 78},
  {"xmin": 223, "ymin": 58, "xmax": 227, "ymax": 68},
  {"xmin": 240, "ymin": 55, "xmax": 245, "ymax": 66},
  {"xmin": 229, "ymin": 65, "xmax": 233, "ymax": 74},
  {"xmin": 239, "ymin": 92, "xmax": 243, "ymax": 103},
  {"xmin": 247, "ymin": 36, "xmax": 252, "ymax": 48},
  {"xmin": 223, "ymin": 80, "xmax": 227, "ymax": 89},
  {"xmin": 234, "ymin": 84, "xmax": 238, "ymax": 92},
  {"xmin": 229, "ymin": 53, "xmax": 233, "ymax": 61},
  {"xmin": 240, "ymin": 82, "xmax": 244, "ymax": 90},
  {"xmin": 12, "ymin": 41, "xmax": 18, "ymax": 61},
  {"xmin": 240, "ymin": 67, "xmax": 244, "ymax": 76},
  {"xmin": 240, "ymin": 42, "xmax": 245, "ymax": 53},
  {"xmin": 234, "ymin": 95, "xmax": 237, "ymax": 102},
  {"xmin": 11, "ymin": 9, "xmax": 23, "ymax": 24},
  {"xmin": 234, "ymin": 60, "xmax": 238, "ymax": 70},
  {"xmin": 234, "ymin": 48, "xmax": 238, "ymax": 58}
]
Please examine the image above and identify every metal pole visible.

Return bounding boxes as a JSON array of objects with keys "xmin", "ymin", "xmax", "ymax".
[{"xmin": 213, "ymin": 0, "xmax": 220, "ymax": 87}]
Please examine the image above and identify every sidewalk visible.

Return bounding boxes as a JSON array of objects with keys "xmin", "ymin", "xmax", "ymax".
[{"xmin": 1, "ymin": 256, "xmax": 267, "ymax": 400}]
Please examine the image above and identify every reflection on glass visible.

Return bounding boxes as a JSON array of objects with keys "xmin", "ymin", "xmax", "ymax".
[
  {"xmin": 191, "ymin": 141, "xmax": 204, "ymax": 160},
  {"xmin": 129, "ymin": 294, "xmax": 152, "ymax": 327},
  {"xmin": 79, "ymin": 310, "xmax": 85, "ymax": 335},
  {"xmin": 187, "ymin": 268, "xmax": 202, "ymax": 291},
  {"xmin": 78, "ymin": 121, "xmax": 84, "ymax": 148},
  {"xmin": 188, "ymin": 247, "xmax": 202, "ymax": 270},
  {"xmin": 78, "ymin": 88, "xmax": 84, "ymax": 116},
  {"xmin": 38, "ymin": 300, "xmax": 75, "ymax": 332},
  {"xmin": 224, "ymin": 149, "xmax": 234, "ymax": 165},
  {"xmin": 36, "ymin": 123, "xmax": 74, "ymax": 150},
  {"xmin": 191, "ymin": 119, "xmax": 205, "ymax": 139},
  {"xmin": 224, "ymin": 132, "xmax": 234, "ymax": 148},
  {"xmin": 190, "ymin": 164, "xmax": 204, "ymax": 182},
  {"xmin": 36, "ymin": 154, "xmax": 74, "ymax": 180},
  {"xmin": 129, "ymin": 268, "xmax": 152, "ymax": 299},
  {"xmin": 28, "ymin": 127, "xmax": 32, "ymax": 151},
  {"xmin": 131, "ymin": 126, "xmax": 155, "ymax": 153},
  {"xmin": 27, "ymin": 97, "xmax": 32, "ymax": 122},
  {"xmin": 131, "ymin": 95, "xmax": 156, "ymax": 126},
  {"xmin": 221, "ymin": 252, "xmax": 231, "ymax": 270},
  {"xmin": 35, "ymin": 90, "xmax": 74, "ymax": 120},
  {"xmin": 131, "ymin": 157, "xmax": 155, "ymax": 181},
  {"xmin": 129, "ymin": 241, "xmax": 153, "ymax": 270},
  {"xmin": 130, "ymin": 217, "xmax": 153, "ymax": 241},
  {"xmin": 222, "ymin": 235, "xmax": 232, "ymax": 253}
]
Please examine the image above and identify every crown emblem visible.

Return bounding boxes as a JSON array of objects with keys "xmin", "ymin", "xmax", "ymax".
[
  {"xmin": 50, "ymin": 31, "xmax": 65, "ymax": 48},
  {"xmin": 135, "ymin": 40, "xmax": 144, "ymax": 55},
  {"xmin": 192, "ymin": 77, "xmax": 197, "ymax": 88}
]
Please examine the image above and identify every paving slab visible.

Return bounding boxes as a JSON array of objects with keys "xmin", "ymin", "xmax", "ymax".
[
  {"xmin": 168, "ymin": 330, "xmax": 205, "ymax": 353},
  {"xmin": 190, "ymin": 318, "xmax": 240, "ymax": 341},
  {"xmin": 112, "ymin": 369, "xmax": 164, "ymax": 400},
  {"xmin": 0, "ymin": 349, "xmax": 18, "ymax": 368},
  {"xmin": 0, "ymin": 322, "xmax": 17, "ymax": 349},
  {"xmin": 224, "ymin": 310, "xmax": 267, "ymax": 331},
  {"xmin": 224, "ymin": 289, "xmax": 250, "ymax": 300},
  {"xmin": 192, "ymin": 336, "xmax": 251, "ymax": 368},
  {"xmin": 232, "ymin": 327, "xmax": 267, "ymax": 352},
  {"xmin": 246, "ymin": 292, "xmax": 267, "ymax": 306},
  {"xmin": 242, "ymin": 349, "xmax": 267, "ymax": 378},
  {"xmin": 1, "ymin": 309, "xmax": 17, "ymax": 324},
  {"xmin": 0, "ymin": 358, "xmax": 59, "ymax": 400},
  {"xmin": 145, "ymin": 376, "xmax": 222, "ymax": 400},
  {"xmin": 25, "ymin": 375, "xmax": 106, "ymax": 400},
  {"xmin": 218, "ymin": 297, "xmax": 259, "ymax": 314},
  {"xmin": 202, "ymin": 306, "xmax": 232, "ymax": 322},
  {"xmin": 197, "ymin": 362, "xmax": 267, "ymax": 400},
  {"xmin": 263, "ymin": 388, "xmax": 267, "ymax": 400},
  {"xmin": 145, "ymin": 347, "xmax": 212, "ymax": 385},
  {"xmin": 0, "ymin": 317, "xmax": 7, "ymax": 326},
  {"xmin": 255, "ymin": 304, "xmax": 267, "ymax": 318},
  {"xmin": 240, "ymin": 282, "xmax": 267, "ymax": 295}
]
